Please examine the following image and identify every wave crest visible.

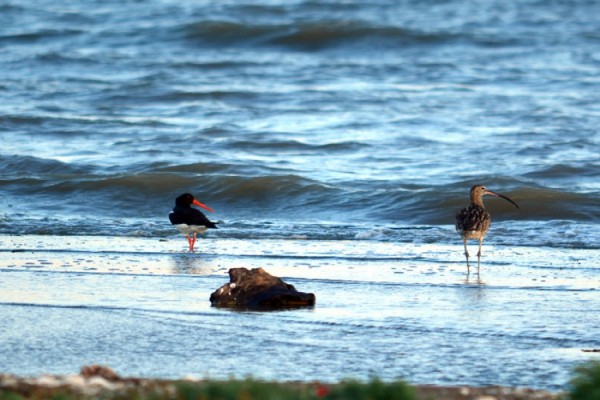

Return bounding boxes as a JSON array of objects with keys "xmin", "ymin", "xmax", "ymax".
[{"xmin": 183, "ymin": 19, "xmax": 454, "ymax": 50}]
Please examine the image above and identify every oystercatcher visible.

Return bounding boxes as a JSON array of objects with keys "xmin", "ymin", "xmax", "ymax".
[
  {"xmin": 169, "ymin": 193, "xmax": 218, "ymax": 252},
  {"xmin": 455, "ymin": 185, "xmax": 519, "ymax": 269}
]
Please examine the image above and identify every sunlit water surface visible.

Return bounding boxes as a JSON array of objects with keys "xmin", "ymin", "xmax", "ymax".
[
  {"xmin": 1, "ymin": 0, "xmax": 599, "ymax": 391},
  {"xmin": 1, "ymin": 235, "xmax": 598, "ymax": 391}
]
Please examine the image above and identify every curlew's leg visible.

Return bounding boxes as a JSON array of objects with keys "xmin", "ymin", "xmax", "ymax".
[
  {"xmin": 477, "ymin": 238, "xmax": 484, "ymax": 262},
  {"xmin": 476, "ymin": 238, "xmax": 484, "ymax": 274},
  {"xmin": 462, "ymin": 238, "xmax": 470, "ymax": 261}
]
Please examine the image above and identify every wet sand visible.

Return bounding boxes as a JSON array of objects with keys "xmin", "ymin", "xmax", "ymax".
[{"xmin": 1, "ymin": 235, "xmax": 598, "ymax": 391}]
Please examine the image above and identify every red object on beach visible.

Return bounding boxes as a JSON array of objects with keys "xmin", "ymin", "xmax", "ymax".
[
  {"xmin": 315, "ymin": 383, "xmax": 330, "ymax": 397},
  {"xmin": 168, "ymin": 193, "xmax": 218, "ymax": 252}
]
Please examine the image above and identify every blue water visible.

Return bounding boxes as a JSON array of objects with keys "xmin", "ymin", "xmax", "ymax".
[{"xmin": 0, "ymin": 0, "xmax": 599, "ymax": 391}]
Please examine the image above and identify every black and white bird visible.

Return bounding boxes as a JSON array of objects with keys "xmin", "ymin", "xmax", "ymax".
[
  {"xmin": 169, "ymin": 193, "xmax": 218, "ymax": 252},
  {"xmin": 455, "ymin": 185, "xmax": 519, "ymax": 268}
]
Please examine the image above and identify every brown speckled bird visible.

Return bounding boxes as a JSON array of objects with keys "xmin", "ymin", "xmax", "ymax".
[{"xmin": 455, "ymin": 185, "xmax": 519, "ymax": 267}]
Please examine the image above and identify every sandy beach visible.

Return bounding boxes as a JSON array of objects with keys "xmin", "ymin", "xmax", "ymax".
[{"xmin": 1, "ymin": 234, "xmax": 598, "ymax": 392}]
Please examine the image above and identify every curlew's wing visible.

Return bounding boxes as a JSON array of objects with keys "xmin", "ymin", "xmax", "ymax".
[{"xmin": 455, "ymin": 205, "xmax": 491, "ymax": 233}]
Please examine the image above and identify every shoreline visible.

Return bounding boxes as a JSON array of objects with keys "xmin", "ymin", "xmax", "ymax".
[
  {"xmin": 2, "ymin": 235, "xmax": 598, "ymax": 393},
  {"xmin": 0, "ymin": 365, "xmax": 561, "ymax": 400}
]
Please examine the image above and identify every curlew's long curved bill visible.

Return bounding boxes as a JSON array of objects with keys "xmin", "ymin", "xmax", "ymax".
[
  {"xmin": 193, "ymin": 199, "xmax": 215, "ymax": 213},
  {"xmin": 485, "ymin": 190, "xmax": 519, "ymax": 209}
]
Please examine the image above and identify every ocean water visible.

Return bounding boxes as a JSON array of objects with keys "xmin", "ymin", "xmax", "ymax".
[{"xmin": 0, "ymin": 0, "xmax": 599, "ymax": 391}]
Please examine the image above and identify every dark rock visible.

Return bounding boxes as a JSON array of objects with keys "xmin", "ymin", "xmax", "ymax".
[{"xmin": 210, "ymin": 268, "xmax": 316, "ymax": 310}]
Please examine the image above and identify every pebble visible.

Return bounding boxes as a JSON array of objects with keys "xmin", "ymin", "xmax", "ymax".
[
  {"xmin": 36, "ymin": 375, "xmax": 61, "ymax": 388},
  {"xmin": 62, "ymin": 374, "xmax": 87, "ymax": 388},
  {"xmin": 87, "ymin": 376, "xmax": 117, "ymax": 390}
]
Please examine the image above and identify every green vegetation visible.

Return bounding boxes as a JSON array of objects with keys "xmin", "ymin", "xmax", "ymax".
[
  {"xmin": 569, "ymin": 360, "xmax": 600, "ymax": 400},
  {"xmin": 319, "ymin": 379, "xmax": 415, "ymax": 400},
  {"xmin": 0, "ymin": 378, "xmax": 415, "ymax": 400},
  {"xmin": 0, "ymin": 392, "xmax": 23, "ymax": 400},
  {"xmin": 4, "ymin": 361, "xmax": 600, "ymax": 400},
  {"xmin": 175, "ymin": 379, "xmax": 317, "ymax": 400}
]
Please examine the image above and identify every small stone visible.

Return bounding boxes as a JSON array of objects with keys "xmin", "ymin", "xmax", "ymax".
[
  {"xmin": 62, "ymin": 374, "xmax": 87, "ymax": 389},
  {"xmin": 37, "ymin": 374, "xmax": 61, "ymax": 387},
  {"xmin": 87, "ymin": 376, "xmax": 115, "ymax": 390},
  {"xmin": 0, "ymin": 375, "xmax": 19, "ymax": 388}
]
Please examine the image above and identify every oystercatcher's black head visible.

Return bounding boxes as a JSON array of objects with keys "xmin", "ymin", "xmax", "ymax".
[
  {"xmin": 175, "ymin": 193, "xmax": 195, "ymax": 207},
  {"xmin": 174, "ymin": 193, "xmax": 215, "ymax": 213}
]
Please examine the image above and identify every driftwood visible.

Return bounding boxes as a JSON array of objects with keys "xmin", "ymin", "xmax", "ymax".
[{"xmin": 210, "ymin": 267, "xmax": 315, "ymax": 310}]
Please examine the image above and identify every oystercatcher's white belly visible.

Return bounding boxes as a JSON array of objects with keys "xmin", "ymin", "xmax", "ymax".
[{"xmin": 173, "ymin": 224, "xmax": 208, "ymax": 235}]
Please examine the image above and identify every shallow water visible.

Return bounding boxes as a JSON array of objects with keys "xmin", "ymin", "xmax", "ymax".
[
  {"xmin": 1, "ymin": 0, "xmax": 599, "ymax": 391},
  {"xmin": 1, "ymin": 235, "xmax": 598, "ymax": 391}
]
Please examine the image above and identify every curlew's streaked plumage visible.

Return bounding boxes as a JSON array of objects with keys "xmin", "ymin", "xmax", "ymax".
[{"xmin": 455, "ymin": 185, "xmax": 519, "ymax": 268}]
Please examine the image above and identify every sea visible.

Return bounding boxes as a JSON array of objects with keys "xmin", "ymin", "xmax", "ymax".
[{"xmin": 0, "ymin": 0, "xmax": 599, "ymax": 392}]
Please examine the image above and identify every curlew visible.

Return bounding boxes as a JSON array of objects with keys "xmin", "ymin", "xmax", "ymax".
[
  {"xmin": 455, "ymin": 184, "xmax": 519, "ymax": 268},
  {"xmin": 169, "ymin": 193, "xmax": 218, "ymax": 252}
]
